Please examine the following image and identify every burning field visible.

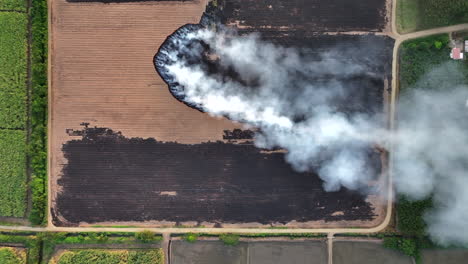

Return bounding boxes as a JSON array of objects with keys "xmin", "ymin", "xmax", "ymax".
[{"xmin": 51, "ymin": 0, "xmax": 392, "ymax": 227}]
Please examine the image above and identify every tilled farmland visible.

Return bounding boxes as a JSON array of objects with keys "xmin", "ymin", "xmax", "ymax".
[
  {"xmin": 51, "ymin": 0, "xmax": 391, "ymax": 227},
  {"xmin": 53, "ymin": 125, "xmax": 378, "ymax": 226}
]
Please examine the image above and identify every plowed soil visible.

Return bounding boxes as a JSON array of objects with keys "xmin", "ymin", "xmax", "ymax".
[{"xmin": 50, "ymin": 0, "xmax": 389, "ymax": 227}]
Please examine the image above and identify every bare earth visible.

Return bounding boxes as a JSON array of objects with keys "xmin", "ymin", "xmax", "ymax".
[
  {"xmin": 49, "ymin": 0, "xmax": 387, "ymax": 228},
  {"xmin": 49, "ymin": 0, "xmax": 242, "ymax": 225}
]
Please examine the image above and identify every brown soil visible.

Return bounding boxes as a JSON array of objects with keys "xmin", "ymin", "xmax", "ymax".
[
  {"xmin": 49, "ymin": 0, "xmax": 241, "ymax": 224},
  {"xmin": 49, "ymin": 0, "xmax": 389, "ymax": 228}
]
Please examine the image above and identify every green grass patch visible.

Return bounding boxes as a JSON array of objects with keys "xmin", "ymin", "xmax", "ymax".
[
  {"xmin": 134, "ymin": 231, "xmax": 162, "ymax": 243},
  {"xmin": 183, "ymin": 233, "xmax": 198, "ymax": 243},
  {"xmin": 396, "ymin": 0, "xmax": 420, "ymax": 33},
  {"xmin": 0, "ymin": 129, "xmax": 27, "ymax": 217},
  {"xmin": 0, "ymin": 12, "xmax": 27, "ymax": 129},
  {"xmin": 52, "ymin": 249, "xmax": 164, "ymax": 264},
  {"xmin": 0, "ymin": 247, "xmax": 26, "ymax": 264},
  {"xmin": 397, "ymin": 0, "xmax": 468, "ymax": 33},
  {"xmin": 0, "ymin": 0, "xmax": 26, "ymax": 11},
  {"xmin": 219, "ymin": 234, "xmax": 240, "ymax": 246},
  {"xmin": 28, "ymin": 0, "xmax": 48, "ymax": 226}
]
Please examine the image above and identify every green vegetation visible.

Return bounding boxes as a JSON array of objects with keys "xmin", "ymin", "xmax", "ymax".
[
  {"xmin": 0, "ymin": 247, "xmax": 26, "ymax": 264},
  {"xmin": 383, "ymin": 237, "xmax": 419, "ymax": 260},
  {"xmin": 53, "ymin": 249, "xmax": 164, "ymax": 264},
  {"xmin": 392, "ymin": 33, "xmax": 468, "ymax": 263},
  {"xmin": 0, "ymin": 0, "xmax": 47, "ymax": 223},
  {"xmin": 40, "ymin": 232, "xmax": 163, "ymax": 262},
  {"xmin": 399, "ymin": 34, "xmax": 452, "ymax": 93},
  {"xmin": 0, "ymin": 12, "xmax": 27, "ymax": 129},
  {"xmin": 397, "ymin": 196, "xmax": 433, "ymax": 237},
  {"xmin": 397, "ymin": 0, "xmax": 468, "ymax": 33},
  {"xmin": 0, "ymin": 0, "xmax": 26, "ymax": 11},
  {"xmin": 219, "ymin": 234, "xmax": 240, "ymax": 246},
  {"xmin": 183, "ymin": 233, "xmax": 198, "ymax": 243},
  {"xmin": 29, "ymin": 0, "xmax": 48, "ymax": 225},
  {"xmin": 135, "ymin": 231, "xmax": 162, "ymax": 243},
  {"xmin": 0, "ymin": 233, "xmax": 41, "ymax": 264},
  {"xmin": 0, "ymin": 130, "xmax": 27, "ymax": 217}
]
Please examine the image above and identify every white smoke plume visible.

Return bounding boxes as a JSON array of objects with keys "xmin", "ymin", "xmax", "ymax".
[
  {"xmin": 395, "ymin": 63, "xmax": 468, "ymax": 245},
  {"xmin": 157, "ymin": 27, "xmax": 468, "ymax": 245}
]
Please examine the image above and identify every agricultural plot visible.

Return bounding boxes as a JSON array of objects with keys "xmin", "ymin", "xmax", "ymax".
[
  {"xmin": 0, "ymin": 0, "xmax": 26, "ymax": 11},
  {"xmin": 0, "ymin": 247, "xmax": 26, "ymax": 264},
  {"xmin": 0, "ymin": 130, "xmax": 27, "ymax": 217},
  {"xmin": 333, "ymin": 241, "xmax": 413, "ymax": 264},
  {"xmin": 421, "ymin": 249, "xmax": 468, "ymax": 264},
  {"xmin": 0, "ymin": 11, "xmax": 28, "ymax": 218},
  {"xmin": 51, "ymin": 0, "xmax": 391, "ymax": 227},
  {"xmin": 397, "ymin": 0, "xmax": 468, "ymax": 33},
  {"xmin": 50, "ymin": 249, "xmax": 164, "ymax": 264},
  {"xmin": 0, "ymin": 12, "xmax": 28, "ymax": 129},
  {"xmin": 54, "ymin": 125, "xmax": 378, "ymax": 225},
  {"xmin": 171, "ymin": 240, "xmax": 327, "ymax": 264},
  {"xmin": 219, "ymin": 0, "xmax": 389, "ymax": 33}
]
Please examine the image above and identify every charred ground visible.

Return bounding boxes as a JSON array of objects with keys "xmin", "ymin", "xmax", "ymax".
[
  {"xmin": 54, "ymin": 125, "xmax": 378, "ymax": 226},
  {"xmin": 53, "ymin": 0, "xmax": 392, "ymax": 226}
]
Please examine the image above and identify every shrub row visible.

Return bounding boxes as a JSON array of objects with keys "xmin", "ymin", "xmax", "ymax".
[{"xmin": 28, "ymin": 0, "xmax": 48, "ymax": 225}]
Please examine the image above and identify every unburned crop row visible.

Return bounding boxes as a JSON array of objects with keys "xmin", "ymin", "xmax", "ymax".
[
  {"xmin": 52, "ymin": 249, "xmax": 164, "ymax": 264},
  {"xmin": 0, "ymin": 12, "xmax": 27, "ymax": 129},
  {"xmin": 0, "ymin": 0, "xmax": 26, "ymax": 11},
  {"xmin": 0, "ymin": 11, "xmax": 28, "ymax": 218}
]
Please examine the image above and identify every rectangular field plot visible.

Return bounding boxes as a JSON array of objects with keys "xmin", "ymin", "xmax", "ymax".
[
  {"xmin": 0, "ymin": 130, "xmax": 27, "ymax": 217},
  {"xmin": 0, "ymin": 0, "xmax": 26, "ymax": 11},
  {"xmin": 49, "ymin": 249, "xmax": 164, "ymax": 264},
  {"xmin": 50, "ymin": 0, "xmax": 390, "ymax": 227},
  {"xmin": 221, "ymin": 0, "xmax": 390, "ymax": 33},
  {"xmin": 54, "ymin": 125, "xmax": 380, "ymax": 226},
  {"xmin": 333, "ymin": 241, "xmax": 413, "ymax": 264},
  {"xmin": 171, "ymin": 240, "xmax": 327, "ymax": 264},
  {"xmin": 0, "ymin": 247, "xmax": 26, "ymax": 264},
  {"xmin": 0, "ymin": 12, "xmax": 27, "ymax": 129},
  {"xmin": 422, "ymin": 249, "xmax": 468, "ymax": 264}
]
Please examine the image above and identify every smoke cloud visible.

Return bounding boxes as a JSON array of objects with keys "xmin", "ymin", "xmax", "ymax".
[{"xmin": 156, "ymin": 26, "xmax": 468, "ymax": 245}]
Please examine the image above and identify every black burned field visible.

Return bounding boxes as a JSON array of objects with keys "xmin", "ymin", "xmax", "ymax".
[
  {"xmin": 52, "ymin": 0, "xmax": 393, "ymax": 227},
  {"xmin": 54, "ymin": 125, "xmax": 379, "ymax": 226},
  {"xmin": 219, "ymin": 0, "xmax": 389, "ymax": 32}
]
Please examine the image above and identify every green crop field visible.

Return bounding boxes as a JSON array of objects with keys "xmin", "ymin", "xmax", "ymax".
[
  {"xmin": 52, "ymin": 249, "xmax": 164, "ymax": 264},
  {"xmin": 0, "ymin": 11, "xmax": 28, "ymax": 218},
  {"xmin": 0, "ymin": 12, "xmax": 28, "ymax": 129},
  {"xmin": 397, "ymin": 0, "xmax": 468, "ymax": 33},
  {"xmin": 0, "ymin": 0, "xmax": 26, "ymax": 12},
  {"xmin": 0, "ymin": 247, "xmax": 26, "ymax": 264},
  {"xmin": 0, "ymin": 130, "xmax": 27, "ymax": 217}
]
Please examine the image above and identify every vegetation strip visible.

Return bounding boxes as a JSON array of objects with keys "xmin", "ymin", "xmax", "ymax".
[
  {"xmin": 28, "ymin": 0, "xmax": 48, "ymax": 225},
  {"xmin": 0, "ymin": 246, "xmax": 27, "ymax": 264},
  {"xmin": 50, "ymin": 249, "xmax": 164, "ymax": 264},
  {"xmin": 397, "ymin": 0, "xmax": 468, "ymax": 33},
  {"xmin": 0, "ymin": 11, "xmax": 28, "ymax": 218}
]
